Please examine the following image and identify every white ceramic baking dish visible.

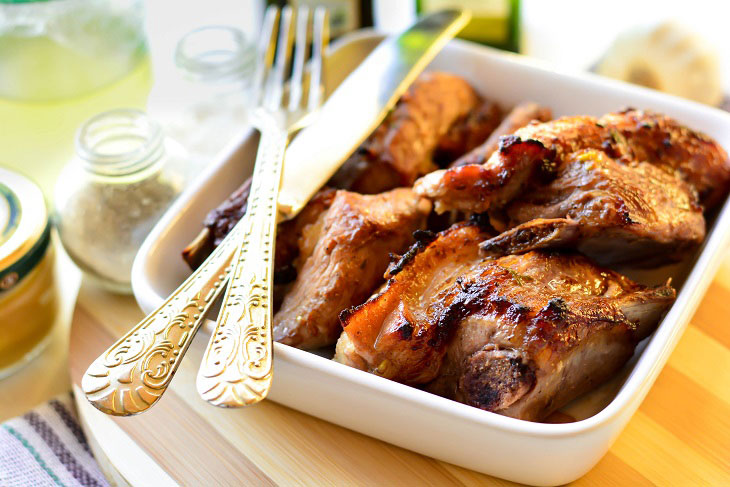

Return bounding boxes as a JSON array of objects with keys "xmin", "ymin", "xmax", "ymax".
[{"xmin": 132, "ymin": 31, "xmax": 730, "ymax": 485}]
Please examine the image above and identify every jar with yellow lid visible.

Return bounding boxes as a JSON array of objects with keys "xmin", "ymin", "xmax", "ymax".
[{"xmin": 0, "ymin": 166, "xmax": 58, "ymax": 379}]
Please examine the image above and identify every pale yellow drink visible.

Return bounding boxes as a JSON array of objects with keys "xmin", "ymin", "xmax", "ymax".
[{"xmin": 0, "ymin": 57, "xmax": 152, "ymax": 195}]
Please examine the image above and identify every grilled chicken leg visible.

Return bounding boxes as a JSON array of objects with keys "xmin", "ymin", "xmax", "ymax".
[{"xmin": 335, "ymin": 223, "xmax": 675, "ymax": 421}]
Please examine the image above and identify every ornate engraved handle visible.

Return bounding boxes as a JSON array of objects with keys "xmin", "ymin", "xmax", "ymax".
[
  {"xmin": 197, "ymin": 120, "xmax": 288, "ymax": 407},
  {"xmin": 82, "ymin": 218, "xmax": 245, "ymax": 416}
]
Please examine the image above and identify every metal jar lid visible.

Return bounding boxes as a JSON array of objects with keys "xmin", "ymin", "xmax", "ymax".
[{"xmin": 0, "ymin": 166, "xmax": 50, "ymax": 292}]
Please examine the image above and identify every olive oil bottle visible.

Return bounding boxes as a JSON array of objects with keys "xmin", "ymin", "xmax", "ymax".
[{"xmin": 417, "ymin": 0, "xmax": 520, "ymax": 52}]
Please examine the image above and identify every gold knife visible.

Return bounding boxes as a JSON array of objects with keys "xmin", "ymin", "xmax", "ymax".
[{"xmin": 82, "ymin": 9, "xmax": 470, "ymax": 416}]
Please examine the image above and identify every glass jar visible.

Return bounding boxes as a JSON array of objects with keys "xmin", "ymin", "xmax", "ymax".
[
  {"xmin": 54, "ymin": 109, "xmax": 186, "ymax": 293},
  {"xmin": 147, "ymin": 25, "xmax": 255, "ymax": 173},
  {"xmin": 174, "ymin": 25, "xmax": 255, "ymax": 86},
  {"xmin": 0, "ymin": 0, "xmax": 147, "ymax": 101},
  {"xmin": 0, "ymin": 167, "xmax": 58, "ymax": 379}
]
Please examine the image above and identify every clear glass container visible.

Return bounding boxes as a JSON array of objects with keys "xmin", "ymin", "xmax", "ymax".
[
  {"xmin": 0, "ymin": 0, "xmax": 147, "ymax": 101},
  {"xmin": 174, "ymin": 25, "xmax": 255, "ymax": 85},
  {"xmin": 147, "ymin": 25, "xmax": 255, "ymax": 173},
  {"xmin": 54, "ymin": 109, "xmax": 186, "ymax": 293}
]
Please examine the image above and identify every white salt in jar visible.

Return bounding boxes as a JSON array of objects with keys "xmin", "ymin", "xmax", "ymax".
[{"xmin": 54, "ymin": 108, "xmax": 186, "ymax": 293}]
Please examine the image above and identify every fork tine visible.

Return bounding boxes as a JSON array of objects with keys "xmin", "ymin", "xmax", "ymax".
[
  {"xmin": 252, "ymin": 6, "xmax": 279, "ymax": 107},
  {"xmin": 288, "ymin": 6, "xmax": 310, "ymax": 112},
  {"xmin": 267, "ymin": 5, "xmax": 294, "ymax": 111},
  {"xmin": 307, "ymin": 7, "xmax": 329, "ymax": 111}
]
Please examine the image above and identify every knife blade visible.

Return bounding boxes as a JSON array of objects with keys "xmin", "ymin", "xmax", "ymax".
[{"xmin": 277, "ymin": 9, "xmax": 471, "ymax": 219}]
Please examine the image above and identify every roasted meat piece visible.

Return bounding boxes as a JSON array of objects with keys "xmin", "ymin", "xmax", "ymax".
[
  {"xmin": 274, "ymin": 188, "xmax": 431, "ymax": 349},
  {"xmin": 601, "ymin": 109, "xmax": 730, "ymax": 208},
  {"xmin": 336, "ymin": 223, "xmax": 491, "ymax": 382},
  {"xmin": 330, "ymin": 71, "xmax": 502, "ymax": 193},
  {"xmin": 274, "ymin": 189, "xmax": 337, "ymax": 279},
  {"xmin": 415, "ymin": 109, "xmax": 730, "ymax": 214},
  {"xmin": 481, "ymin": 149, "xmax": 706, "ymax": 266},
  {"xmin": 433, "ymin": 99, "xmax": 503, "ymax": 166},
  {"xmin": 449, "ymin": 102, "xmax": 553, "ymax": 168},
  {"xmin": 335, "ymin": 224, "xmax": 675, "ymax": 421}
]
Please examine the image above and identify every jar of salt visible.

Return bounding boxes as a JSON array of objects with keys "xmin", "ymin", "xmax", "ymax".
[{"xmin": 55, "ymin": 109, "xmax": 186, "ymax": 293}]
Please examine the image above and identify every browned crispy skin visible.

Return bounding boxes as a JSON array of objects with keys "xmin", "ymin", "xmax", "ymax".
[
  {"xmin": 434, "ymin": 99, "xmax": 503, "ymax": 166},
  {"xmin": 329, "ymin": 72, "xmax": 495, "ymax": 194},
  {"xmin": 335, "ymin": 224, "xmax": 675, "ymax": 421},
  {"xmin": 449, "ymin": 102, "xmax": 553, "ymax": 168},
  {"xmin": 481, "ymin": 149, "xmax": 706, "ymax": 266},
  {"xmin": 415, "ymin": 109, "xmax": 730, "ymax": 213},
  {"xmin": 337, "ymin": 223, "xmax": 491, "ymax": 381},
  {"xmin": 602, "ymin": 110, "xmax": 730, "ymax": 208},
  {"xmin": 274, "ymin": 188, "xmax": 431, "ymax": 349}
]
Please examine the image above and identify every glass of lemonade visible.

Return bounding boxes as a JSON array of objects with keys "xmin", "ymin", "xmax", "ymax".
[{"xmin": 0, "ymin": 0, "xmax": 147, "ymax": 101}]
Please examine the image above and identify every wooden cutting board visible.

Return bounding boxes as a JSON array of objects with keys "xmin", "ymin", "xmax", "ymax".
[{"xmin": 68, "ymin": 254, "xmax": 730, "ymax": 486}]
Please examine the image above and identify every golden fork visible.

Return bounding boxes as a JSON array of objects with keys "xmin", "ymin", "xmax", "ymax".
[
  {"xmin": 81, "ymin": 5, "xmax": 327, "ymax": 416},
  {"xmin": 196, "ymin": 5, "xmax": 328, "ymax": 407}
]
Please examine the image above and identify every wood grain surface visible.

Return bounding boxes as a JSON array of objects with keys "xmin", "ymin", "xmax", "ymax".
[{"xmin": 68, "ymin": 253, "xmax": 730, "ymax": 486}]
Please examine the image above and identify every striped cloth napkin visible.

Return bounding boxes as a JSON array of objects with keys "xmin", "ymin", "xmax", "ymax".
[{"xmin": 0, "ymin": 394, "xmax": 109, "ymax": 487}]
